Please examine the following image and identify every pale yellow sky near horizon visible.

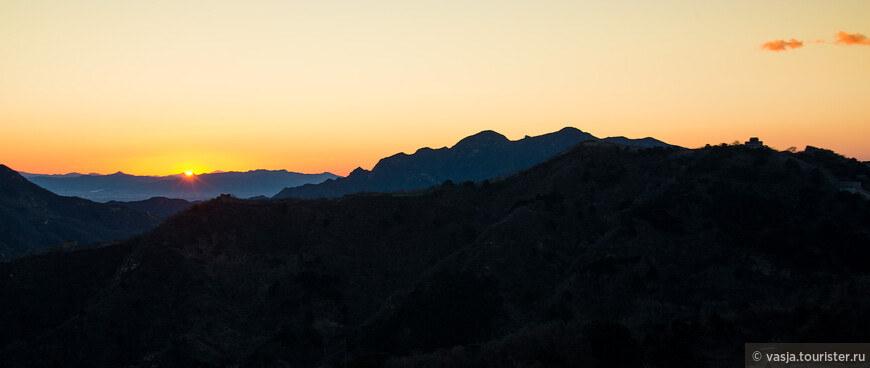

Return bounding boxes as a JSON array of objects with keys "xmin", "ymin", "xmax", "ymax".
[{"xmin": 2, "ymin": 0, "xmax": 868, "ymax": 176}]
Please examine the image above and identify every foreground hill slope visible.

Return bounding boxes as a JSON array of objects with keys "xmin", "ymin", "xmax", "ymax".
[
  {"xmin": 1, "ymin": 144, "xmax": 869, "ymax": 367},
  {"xmin": 0, "ymin": 165, "xmax": 160, "ymax": 258}
]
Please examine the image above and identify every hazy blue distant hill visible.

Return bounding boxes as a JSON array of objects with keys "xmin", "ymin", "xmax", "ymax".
[
  {"xmin": 20, "ymin": 172, "xmax": 89, "ymax": 179},
  {"xmin": 275, "ymin": 127, "xmax": 673, "ymax": 199},
  {"xmin": 27, "ymin": 169, "xmax": 338, "ymax": 202},
  {"xmin": 2, "ymin": 144, "xmax": 868, "ymax": 367},
  {"xmin": 0, "ymin": 165, "xmax": 159, "ymax": 258}
]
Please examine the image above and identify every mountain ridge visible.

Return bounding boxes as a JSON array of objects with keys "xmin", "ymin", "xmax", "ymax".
[{"xmin": 274, "ymin": 127, "xmax": 672, "ymax": 199}]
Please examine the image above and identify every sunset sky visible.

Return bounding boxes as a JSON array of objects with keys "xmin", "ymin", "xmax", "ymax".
[{"xmin": 2, "ymin": 0, "xmax": 868, "ymax": 176}]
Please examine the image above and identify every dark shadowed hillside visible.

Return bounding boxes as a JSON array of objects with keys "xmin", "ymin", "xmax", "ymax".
[
  {"xmin": 0, "ymin": 165, "xmax": 160, "ymax": 258},
  {"xmin": 1, "ymin": 144, "xmax": 869, "ymax": 367},
  {"xmin": 107, "ymin": 197, "xmax": 195, "ymax": 220}
]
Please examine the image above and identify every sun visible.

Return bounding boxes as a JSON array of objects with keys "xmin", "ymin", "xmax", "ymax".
[{"xmin": 184, "ymin": 171, "xmax": 194, "ymax": 177}]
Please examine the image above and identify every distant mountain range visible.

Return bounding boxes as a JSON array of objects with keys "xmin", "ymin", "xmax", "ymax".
[
  {"xmin": 23, "ymin": 169, "xmax": 339, "ymax": 202},
  {"xmin": 0, "ymin": 128, "xmax": 670, "ymax": 256},
  {"xmin": 0, "ymin": 165, "xmax": 160, "ymax": 258},
  {"xmin": 3, "ymin": 143, "xmax": 867, "ymax": 366},
  {"xmin": 274, "ymin": 127, "xmax": 673, "ymax": 199}
]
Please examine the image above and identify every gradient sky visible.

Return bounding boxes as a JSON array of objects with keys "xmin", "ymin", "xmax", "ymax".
[{"xmin": 2, "ymin": 0, "xmax": 868, "ymax": 176}]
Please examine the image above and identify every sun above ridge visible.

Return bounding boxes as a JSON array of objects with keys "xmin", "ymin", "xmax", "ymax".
[{"xmin": 184, "ymin": 171, "xmax": 194, "ymax": 176}]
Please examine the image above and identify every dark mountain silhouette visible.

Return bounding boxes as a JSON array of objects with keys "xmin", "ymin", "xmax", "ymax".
[
  {"xmin": 274, "ymin": 127, "xmax": 672, "ymax": 199},
  {"xmin": 27, "ymin": 169, "xmax": 338, "ymax": 202},
  {"xmin": 0, "ymin": 165, "xmax": 160, "ymax": 258},
  {"xmin": 106, "ymin": 197, "xmax": 194, "ymax": 221},
  {"xmin": 2, "ymin": 143, "xmax": 869, "ymax": 367}
]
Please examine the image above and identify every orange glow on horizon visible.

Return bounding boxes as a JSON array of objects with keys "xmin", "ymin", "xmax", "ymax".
[
  {"xmin": 4, "ymin": 124, "xmax": 868, "ymax": 179},
  {"xmin": 1, "ymin": 1, "xmax": 868, "ymax": 175}
]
